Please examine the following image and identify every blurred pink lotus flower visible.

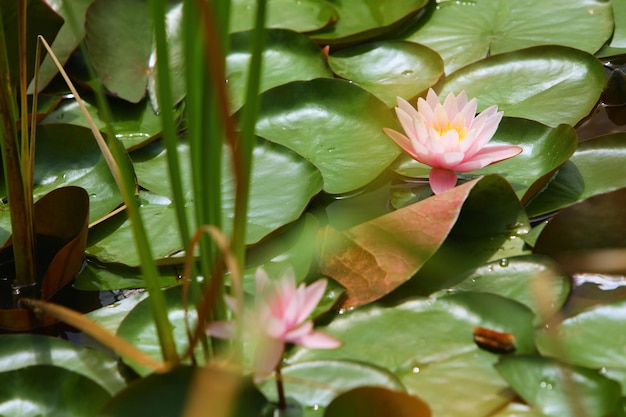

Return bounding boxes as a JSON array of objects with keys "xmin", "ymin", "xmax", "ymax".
[
  {"xmin": 383, "ymin": 89, "xmax": 522, "ymax": 194},
  {"xmin": 207, "ymin": 268, "xmax": 341, "ymax": 382}
]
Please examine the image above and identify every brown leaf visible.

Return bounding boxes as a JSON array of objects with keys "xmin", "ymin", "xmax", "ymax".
[
  {"xmin": 318, "ymin": 178, "xmax": 483, "ymax": 308},
  {"xmin": 0, "ymin": 186, "xmax": 89, "ymax": 330}
]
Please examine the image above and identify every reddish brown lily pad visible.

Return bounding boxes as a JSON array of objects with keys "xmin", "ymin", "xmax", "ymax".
[
  {"xmin": 318, "ymin": 175, "xmax": 527, "ymax": 308},
  {"xmin": 0, "ymin": 186, "xmax": 89, "ymax": 330}
]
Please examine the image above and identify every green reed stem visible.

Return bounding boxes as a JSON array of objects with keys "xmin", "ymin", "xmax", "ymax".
[
  {"xmin": 0, "ymin": 3, "xmax": 37, "ymax": 293},
  {"xmin": 231, "ymin": 0, "xmax": 267, "ymax": 268},
  {"xmin": 58, "ymin": 5, "xmax": 178, "ymax": 362}
]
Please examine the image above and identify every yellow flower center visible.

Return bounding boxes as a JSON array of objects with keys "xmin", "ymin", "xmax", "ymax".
[{"xmin": 434, "ymin": 121, "xmax": 467, "ymax": 140}]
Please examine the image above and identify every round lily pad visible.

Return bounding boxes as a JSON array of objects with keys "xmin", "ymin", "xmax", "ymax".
[
  {"xmin": 328, "ymin": 40, "xmax": 443, "ymax": 107},
  {"xmin": 406, "ymin": 0, "xmax": 613, "ymax": 73},
  {"xmin": 227, "ymin": 28, "xmax": 333, "ymax": 112},
  {"xmin": 254, "ymin": 78, "xmax": 401, "ymax": 194},
  {"xmin": 436, "ymin": 46, "xmax": 605, "ymax": 127}
]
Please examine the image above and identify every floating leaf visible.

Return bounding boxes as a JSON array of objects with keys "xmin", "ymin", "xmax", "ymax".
[
  {"xmin": 496, "ymin": 355, "xmax": 622, "ymax": 417},
  {"xmin": 2, "ymin": 0, "xmax": 63, "ymax": 84},
  {"xmin": 453, "ymin": 255, "xmax": 570, "ymax": 325},
  {"xmin": 0, "ymin": 187, "xmax": 89, "ymax": 330},
  {"xmin": 258, "ymin": 359, "xmax": 406, "ymax": 412},
  {"xmin": 533, "ymin": 187, "xmax": 626, "ymax": 273},
  {"xmin": 230, "ymin": 0, "xmax": 338, "ymax": 33},
  {"xmin": 28, "ymin": 0, "xmax": 94, "ymax": 93},
  {"xmin": 0, "ymin": 365, "xmax": 110, "ymax": 416},
  {"xmin": 74, "ymin": 262, "xmax": 179, "ymax": 291},
  {"xmin": 0, "ymin": 334, "xmax": 126, "ymax": 394},
  {"xmin": 289, "ymin": 291, "xmax": 536, "ymax": 415},
  {"xmin": 254, "ymin": 78, "xmax": 401, "ymax": 194},
  {"xmin": 43, "ymin": 97, "xmax": 183, "ymax": 151},
  {"xmin": 401, "ymin": 350, "xmax": 514, "ymax": 417},
  {"xmin": 319, "ymin": 175, "xmax": 527, "ymax": 307},
  {"xmin": 31, "ymin": 123, "xmax": 121, "ymax": 222},
  {"xmin": 85, "ymin": 0, "xmax": 152, "ymax": 102},
  {"xmin": 310, "ymin": 0, "xmax": 429, "ymax": 46},
  {"xmin": 436, "ymin": 46, "xmax": 605, "ymax": 127},
  {"xmin": 406, "ymin": 0, "xmax": 613, "ymax": 73},
  {"xmin": 98, "ymin": 366, "xmax": 267, "ymax": 417},
  {"xmin": 227, "ymin": 28, "xmax": 333, "ymax": 112},
  {"xmin": 536, "ymin": 297, "xmax": 626, "ymax": 370},
  {"xmin": 116, "ymin": 286, "xmax": 200, "ymax": 376},
  {"xmin": 325, "ymin": 386, "xmax": 431, "ymax": 417},
  {"xmin": 328, "ymin": 40, "xmax": 443, "ymax": 107},
  {"xmin": 525, "ymin": 133, "xmax": 626, "ymax": 218}
]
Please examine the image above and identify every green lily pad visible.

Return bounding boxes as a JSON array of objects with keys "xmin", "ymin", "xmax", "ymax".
[
  {"xmin": 147, "ymin": 1, "xmax": 186, "ymax": 111},
  {"xmin": 85, "ymin": 0, "xmax": 152, "ymax": 102},
  {"xmin": 310, "ymin": 0, "xmax": 429, "ymax": 46},
  {"xmin": 597, "ymin": 0, "xmax": 626, "ymax": 56},
  {"xmin": 116, "ymin": 286, "xmax": 200, "ymax": 376},
  {"xmin": 453, "ymin": 255, "xmax": 570, "ymax": 325},
  {"xmin": 496, "ymin": 355, "xmax": 622, "ymax": 417},
  {"xmin": 258, "ymin": 359, "xmax": 406, "ymax": 412},
  {"xmin": 533, "ymin": 187, "xmax": 626, "ymax": 274},
  {"xmin": 28, "ymin": 0, "xmax": 94, "ymax": 93},
  {"xmin": 435, "ymin": 46, "xmax": 605, "ymax": 127},
  {"xmin": 98, "ymin": 366, "xmax": 267, "ymax": 417},
  {"xmin": 227, "ymin": 28, "xmax": 333, "ymax": 112},
  {"xmin": 0, "ymin": 334, "xmax": 126, "ymax": 394},
  {"xmin": 43, "ymin": 96, "xmax": 182, "ymax": 151},
  {"xmin": 85, "ymin": 291, "xmax": 148, "ymax": 335},
  {"xmin": 74, "ymin": 262, "xmax": 179, "ymax": 291},
  {"xmin": 85, "ymin": 192, "xmax": 190, "ymax": 266},
  {"xmin": 325, "ymin": 386, "xmax": 431, "ymax": 417},
  {"xmin": 328, "ymin": 40, "xmax": 444, "ymax": 107},
  {"xmin": 241, "ymin": 213, "xmax": 320, "ymax": 294},
  {"xmin": 394, "ymin": 117, "xmax": 578, "ymax": 203},
  {"xmin": 2, "ymin": 0, "xmax": 63, "ymax": 84},
  {"xmin": 31, "ymin": 123, "xmax": 122, "ymax": 223},
  {"xmin": 401, "ymin": 350, "xmax": 513, "ymax": 417},
  {"xmin": 254, "ymin": 78, "xmax": 401, "ymax": 194},
  {"xmin": 535, "ymin": 296, "xmax": 626, "ymax": 370},
  {"xmin": 406, "ymin": 0, "xmax": 613, "ymax": 74},
  {"xmin": 289, "ymin": 291, "xmax": 536, "ymax": 415},
  {"xmin": 230, "ymin": 0, "xmax": 338, "ymax": 33},
  {"xmin": 525, "ymin": 133, "xmax": 626, "ymax": 218},
  {"xmin": 0, "ymin": 365, "xmax": 110, "ymax": 416}
]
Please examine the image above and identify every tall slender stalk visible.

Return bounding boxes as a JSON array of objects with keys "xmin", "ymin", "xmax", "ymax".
[
  {"xmin": 231, "ymin": 0, "xmax": 267, "ymax": 268},
  {"xmin": 0, "ymin": 2, "xmax": 37, "ymax": 297},
  {"xmin": 49, "ymin": 3, "xmax": 179, "ymax": 362}
]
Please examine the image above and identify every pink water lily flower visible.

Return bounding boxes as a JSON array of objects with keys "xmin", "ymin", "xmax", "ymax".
[
  {"xmin": 207, "ymin": 268, "xmax": 341, "ymax": 382},
  {"xmin": 383, "ymin": 89, "xmax": 522, "ymax": 194}
]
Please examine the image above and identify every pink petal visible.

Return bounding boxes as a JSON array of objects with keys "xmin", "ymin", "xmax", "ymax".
[
  {"xmin": 396, "ymin": 96, "xmax": 419, "ymax": 119},
  {"xmin": 395, "ymin": 107, "xmax": 418, "ymax": 139},
  {"xmin": 429, "ymin": 167, "xmax": 458, "ymax": 194},
  {"xmin": 206, "ymin": 320, "xmax": 236, "ymax": 340},
  {"xmin": 383, "ymin": 128, "xmax": 423, "ymax": 161},
  {"xmin": 292, "ymin": 330, "xmax": 342, "ymax": 349},
  {"xmin": 425, "ymin": 88, "xmax": 440, "ymax": 109},
  {"xmin": 438, "ymin": 151, "xmax": 465, "ymax": 168},
  {"xmin": 296, "ymin": 279, "xmax": 327, "ymax": 322},
  {"xmin": 439, "ymin": 129, "xmax": 461, "ymax": 152},
  {"xmin": 253, "ymin": 337, "xmax": 285, "ymax": 383},
  {"xmin": 454, "ymin": 145, "xmax": 523, "ymax": 172}
]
